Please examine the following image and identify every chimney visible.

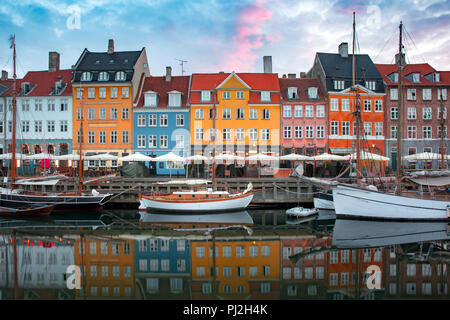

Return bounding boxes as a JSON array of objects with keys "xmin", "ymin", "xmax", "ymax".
[
  {"xmin": 49, "ymin": 52, "xmax": 60, "ymax": 72},
  {"xmin": 338, "ymin": 42, "xmax": 348, "ymax": 58},
  {"xmin": 287, "ymin": 73, "xmax": 296, "ymax": 79},
  {"xmin": 165, "ymin": 66, "xmax": 172, "ymax": 82},
  {"xmin": 107, "ymin": 39, "xmax": 114, "ymax": 54},
  {"xmin": 300, "ymin": 72, "xmax": 306, "ymax": 78},
  {"xmin": 263, "ymin": 56, "xmax": 272, "ymax": 73},
  {"xmin": 1, "ymin": 70, "xmax": 7, "ymax": 80},
  {"xmin": 395, "ymin": 53, "xmax": 406, "ymax": 67}
]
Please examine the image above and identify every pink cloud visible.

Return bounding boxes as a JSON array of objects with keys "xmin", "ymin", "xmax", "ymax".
[{"xmin": 219, "ymin": 0, "xmax": 272, "ymax": 72}]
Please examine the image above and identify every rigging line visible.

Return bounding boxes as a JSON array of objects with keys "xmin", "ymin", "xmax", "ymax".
[
  {"xmin": 404, "ymin": 25, "xmax": 428, "ymax": 64},
  {"xmin": 372, "ymin": 28, "xmax": 397, "ymax": 63},
  {"xmin": 1, "ymin": 53, "xmax": 13, "ymax": 71}
]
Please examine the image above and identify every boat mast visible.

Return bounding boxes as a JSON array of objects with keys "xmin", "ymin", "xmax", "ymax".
[
  {"xmin": 78, "ymin": 87, "xmax": 84, "ymax": 196},
  {"xmin": 396, "ymin": 21, "xmax": 404, "ymax": 195},
  {"xmin": 352, "ymin": 12, "xmax": 362, "ymax": 181},
  {"xmin": 10, "ymin": 35, "xmax": 17, "ymax": 189},
  {"xmin": 212, "ymin": 89, "xmax": 216, "ymax": 189},
  {"xmin": 440, "ymin": 90, "xmax": 445, "ymax": 169}
]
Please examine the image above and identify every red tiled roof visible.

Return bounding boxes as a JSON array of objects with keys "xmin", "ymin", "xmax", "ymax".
[
  {"xmin": 19, "ymin": 69, "xmax": 73, "ymax": 96},
  {"xmin": 190, "ymin": 72, "xmax": 280, "ymax": 91},
  {"xmin": 439, "ymin": 71, "xmax": 450, "ymax": 84},
  {"xmin": 375, "ymin": 63, "xmax": 444, "ymax": 86},
  {"xmin": 0, "ymin": 78, "xmax": 22, "ymax": 97},
  {"xmin": 135, "ymin": 75, "xmax": 190, "ymax": 108},
  {"xmin": 279, "ymin": 77, "xmax": 327, "ymax": 102}
]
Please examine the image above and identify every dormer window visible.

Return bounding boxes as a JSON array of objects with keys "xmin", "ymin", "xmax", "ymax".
[
  {"xmin": 144, "ymin": 91, "xmax": 157, "ymax": 107},
  {"xmin": 307, "ymin": 87, "xmax": 318, "ymax": 99},
  {"xmin": 168, "ymin": 91, "xmax": 182, "ymax": 107},
  {"xmin": 260, "ymin": 91, "xmax": 271, "ymax": 102},
  {"xmin": 287, "ymin": 87, "xmax": 298, "ymax": 99},
  {"xmin": 392, "ymin": 73, "xmax": 399, "ymax": 82},
  {"xmin": 433, "ymin": 73, "xmax": 440, "ymax": 82},
  {"xmin": 21, "ymin": 82, "xmax": 31, "ymax": 94},
  {"xmin": 333, "ymin": 80, "xmax": 345, "ymax": 90},
  {"xmin": 201, "ymin": 91, "xmax": 211, "ymax": 102},
  {"xmin": 98, "ymin": 72, "xmax": 109, "ymax": 81},
  {"xmin": 115, "ymin": 71, "xmax": 126, "ymax": 81},
  {"xmin": 81, "ymin": 72, "xmax": 92, "ymax": 81},
  {"xmin": 54, "ymin": 80, "xmax": 63, "ymax": 94},
  {"xmin": 412, "ymin": 73, "xmax": 420, "ymax": 83},
  {"xmin": 365, "ymin": 81, "xmax": 376, "ymax": 91}
]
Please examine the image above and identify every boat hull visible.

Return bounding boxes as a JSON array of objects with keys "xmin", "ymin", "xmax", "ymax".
[
  {"xmin": 333, "ymin": 185, "xmax": 450, "ymax": 221},
  {"xmin": 313, "ymin": 192, "xmax": 335, "ymax": 210},
  {"xmin": 140, "ymin": 193, "xmax": 254, "ymax": 213},
  {"xmin": 0, "ymin": 203, "xmax": 54, "ymax": 217}
]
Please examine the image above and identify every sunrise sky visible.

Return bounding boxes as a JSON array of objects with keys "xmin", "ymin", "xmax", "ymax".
[{"xmin": 0, "ymin": 0, "xmax": 449, "ymax": 77}]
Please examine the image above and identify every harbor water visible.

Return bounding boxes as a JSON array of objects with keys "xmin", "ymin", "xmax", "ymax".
[{"xmin": 0, "ymin": 208, "xmax": 448, "ymax": 300}]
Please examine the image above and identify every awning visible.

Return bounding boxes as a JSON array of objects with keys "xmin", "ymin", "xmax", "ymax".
[
  {"xmin": 329, "ymin": 148, "xmax": 353, "ymax": 155},
  {"xmin": 408, "ymin": 176, "xmax": 450, "ymax": 186}
]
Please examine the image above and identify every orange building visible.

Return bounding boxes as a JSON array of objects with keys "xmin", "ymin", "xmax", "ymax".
[
  {"xmin": 190, "ymin": 237, "xmax": 280, "ymax": 299},
  {"xmin": 71, "ymin": 39, "xmax": 149, "ymax": 168},
  {"xmin": 74, "ymin": 237, "xmax": 135, "ymax": 299}
]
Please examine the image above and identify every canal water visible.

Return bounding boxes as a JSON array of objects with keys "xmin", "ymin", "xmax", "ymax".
[{"xmin": 0, "ymin": 208, "xmax": 448, "ymax": 300}]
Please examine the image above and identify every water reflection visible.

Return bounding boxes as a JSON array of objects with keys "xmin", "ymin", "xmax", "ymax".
[{"xmin": 0, "ymin": 210, "xmax": 448, "ymax": 300}]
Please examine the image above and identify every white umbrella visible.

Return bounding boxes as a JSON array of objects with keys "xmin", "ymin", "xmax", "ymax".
[
  {"xmin": 312, "ymin": 153, "xmax": 348, "ymax": 161},
  {"xmin": 186, "ymin": 155, "xmax": 209, "ymax": 161},
  {"xmin": 26, "ymin": 153, "xmax": 58, "ymax": 160},
  {"xmin": 346, "ymin": 152, "xmax": 390, "ymax": 162},
  {"xmin": 54, "ymin": 154, "xmax": 84, "ymax": 161},
  {"xmin": 247, "ymin": 153, "xmax": 278, "ymax": 161},
  {"xmin": 279, "ymin": 153, "xmax": 311, "ymax": 161},
  {"xmin": 403, "ymin": 152, "xmax": 449, "ymax": 161},
  {"xmin": 118, "ymin": 153, "xmax": 153, "ymax": 162},
  {"xmin": 215, "ymin": 153, "xmax": 245, "ymax": 161},
  {"xmin": 84, "ymin": 153, "xmax": 118, "ymax": 161},
  {"xmin": 0, "ymin": 153, "xmax": 28, "ymax": 160},
  {"xmin": 152, "ymin": 152, "xmax": 185, "ymax": 162}
]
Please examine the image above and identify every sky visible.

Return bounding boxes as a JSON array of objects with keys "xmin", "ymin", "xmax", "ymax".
[{"xmin": 0, "ymin": 0, "xmax": 449, "ymax": 78}]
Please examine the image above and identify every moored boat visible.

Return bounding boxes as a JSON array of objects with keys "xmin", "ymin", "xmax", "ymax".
[
  {"xmin": 313, "ymin": 191, "xmax": 334, "ymax": 210},
  {"xmin": 0, "ymin": 201, "xmax": 54, "ymax": 217},
  {"xmin": 286, "ymin": 206, "xmax": 318, "ymax": 218}
]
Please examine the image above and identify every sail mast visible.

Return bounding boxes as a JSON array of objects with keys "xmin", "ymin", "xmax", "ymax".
[
  {"xmin": 440, "ymin": 90, "xmax": 445, "ymax": 169},
  {"xmin": 10, "ymin": 35, "xmax": 17, "ymax": 189},
  {"xmin": 396, "ymin": 21, "xmax": 404, "ymax": 195},
  {"xmin": 352, "ymin": 12, "xmax": 362, "ymax": 181},
  {"xmin": 78, "ymin": 87, "xmax": 84, "ymax": 196},
  {"xmin": 212, "ymin": 90, "xmax": 216, "ymax": 189}
]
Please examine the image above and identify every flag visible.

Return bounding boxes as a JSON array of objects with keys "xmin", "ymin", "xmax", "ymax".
[{"xmin": 9, "ymin": 34, "xmax": 15, "ymax": 48}]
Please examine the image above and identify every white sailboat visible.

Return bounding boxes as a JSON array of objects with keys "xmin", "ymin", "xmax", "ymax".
[{"xmin": 333, "ymin": 21, "xmax": 450, "ymax": 221}]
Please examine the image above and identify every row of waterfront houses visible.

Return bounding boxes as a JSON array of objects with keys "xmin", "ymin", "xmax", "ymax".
[
  {"xmin": 1, "ymin": 234, "xmax": 448, "ymax": 300},
  {"xmin": 0, "ymin": 39, "xmax": 448, "ymax": 175}
]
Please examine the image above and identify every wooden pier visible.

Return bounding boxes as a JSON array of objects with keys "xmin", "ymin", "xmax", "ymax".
[{"xmin": 13, "ymin": 177, "xmax": 315, "ymax": 207}]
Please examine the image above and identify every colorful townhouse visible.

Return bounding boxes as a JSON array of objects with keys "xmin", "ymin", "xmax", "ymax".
[
  {"xmin": 376, "ymin": 63, "xmax": 450, "ymax": 170},
  {"xmin": 133, "ymin": 67, "xmax": 190, "ymax": 175},
  {"xmin": 2, "ymin": 53, "xmax": 73, "ymax": 174},
  {"xmin": 189, "ymin": 65, "xmax": 281, "ymax": 160},
  {"xmin": 190, "ymin": 237, "xmax": 280, "ymax": 299},
  {"xmin": 279, "ymin": 76, "xmax": 327, "ymax": 158},
  {"xmin": 74, "ymin": 236, "xmax": 135, "ymax": 299},
  {"xmin": 280, "ymin": 236, "xmax": 330, "ymax": 299},
  {"xmin": 308, "ymin": 43, "xmax": 386, "ymax": 165},
  {"xmin": 327, "ymin": 247, "xmax": 384, "ymax": 299},
  {"xmin": 71, "ymin": 39, "xmax": 150, "ymax": 169},
  {"xmin": 134, "ymin": 237, "xmax": 191, "ymax": 299}
]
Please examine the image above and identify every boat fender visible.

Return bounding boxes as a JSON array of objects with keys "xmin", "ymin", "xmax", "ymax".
[
  {"xmin": 243, "ymin": 183, "xmax": 253, "ymax": 194},
  {"xmin": 91, "ymin": 189, "xmax": 100, "ymax": 196},
  {"xmin": 366, "ymin": 185, "xmax": 378, "ymax": 191}
]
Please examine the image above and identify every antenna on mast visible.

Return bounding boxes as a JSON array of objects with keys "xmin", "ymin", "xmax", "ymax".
[{"xmin": 176, "ymin": 59, "xmax": 188, "ymax": 75}]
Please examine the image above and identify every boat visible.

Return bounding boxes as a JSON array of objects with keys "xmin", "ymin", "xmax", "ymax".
[
  {"xmin": 138, "ymin": 89, "xmax": 254, "ymax": 213},
  {"xmin": 0, "ymin": 201, "xmax": 54, "ymax": 217},
  {"xmin": 286, "ymin": 206, "xmax": 318, "ymax": 218},
  {"xmin": 313, "ymin": 191, "xmax": 334, "ymax": 210},
  {"xmin": 333, "ymin": 21, "xmax": 450, "ymax": 221},
  {"xmin": 0, "ymin": 36, "xmax": 112, "ymax": 211}
]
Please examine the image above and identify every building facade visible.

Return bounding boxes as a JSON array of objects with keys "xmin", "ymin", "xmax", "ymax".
[
  {"xmin": 71, "ymin": 39, "xmax": 150, "ymax": 169},
  {"xmin": 376, "ymin": 63, "xmax": 450, "ymax": 170},
  {"xmin": 133, "ymin": 67, "xmax": 190, "ymax": 175}
]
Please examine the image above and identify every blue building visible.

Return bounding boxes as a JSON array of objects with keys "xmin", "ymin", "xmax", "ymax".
[
  {"xmin": 133, "ymin": 67, "xmax": 190, "ymax": 176},
  {"xmin": 134, "ymin": 237, "xmax": 191, "ymax": 299}
]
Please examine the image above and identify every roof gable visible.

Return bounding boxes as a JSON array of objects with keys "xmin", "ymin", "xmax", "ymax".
[{"xmin": 216, "ymin": 72, "xmax": 251, "ymax": 90}]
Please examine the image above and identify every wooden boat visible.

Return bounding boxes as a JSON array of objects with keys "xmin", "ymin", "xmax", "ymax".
[{"xmin": 0, "ymin": 201, "xmax": 54, "ymax": 217}]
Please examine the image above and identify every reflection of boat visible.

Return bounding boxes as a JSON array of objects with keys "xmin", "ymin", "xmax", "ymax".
[
  {"xmin": 139, "ymin": 210, "xmax": 254, "ymax": 229},
  {"xmin": 313, "ymin": 192, "xmax": 334, "ymax": 210},
  {"xmin": 286, "ymin": 207, "xmax": 318, "ymax": 218},
  {"xmin": 332, "ymin": 218, "xmax": 450, "ymax": 248},
  {"xmin": 0, "ymin": 202, "xmax": 54, "ymax": 217}
]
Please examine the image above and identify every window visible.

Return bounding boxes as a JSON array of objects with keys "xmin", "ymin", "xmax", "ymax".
[
  {"xmin": 116, "ymin": 71, "xmax": 126, "ymax": 81},
  {"xmin": 161, "ymin": 259, "xmax": 170, "ymax": 272},
  {"xmin": 223, "ymin": 266, "xmax": 232, "ymax": 277},
  {"xmin": 390, "ymin": 88, "xmax": 398, "ymax": 100},
  {"xmin": 236, "ymin": 91, "xmax": 244, "ymax": 99},
  {"xmin": 408, "ymin": 107, "xmax": 417, "ymax": 120},
  {"xmin": 283, "ymin": 267, "xmax": 291, "ymax": 280},
  {"xmin": 99, "ymin": 108, "xmax": 106, "ymax": 120},
  {"xmin": 260, "ymin": 283, "xmax": 271, "ymax": 293},
  {"xmin": 148, "ymin": 114, "xmax": 157, "ymax": 127},
  {"xmin": 306, "ymin": 126, "xmax": 314, "ymax": 139},
  {"xmin": 341, "ymin": 99, "xmax": 350, "ymax": 111},
  {"xmin": 122, "ymin": 130, "xmax": 129, "ymax": 144},
  {"xmin": 249, "ymin": 128, "xmax": 257, "ymax": 141},
  {"xmin": 364, "ymin": 122, "xmax": 372, "ymax": 136},
  {"xmin": 283, "ymin": 105, "xmax": 291, "ymax": 118},
  {"xmin": 88, "ymin": 88, "xmax": 95, "ymax": 99},
  {"xmin": 222, "ymin": 91, "xmax": 230, "ymax": 99},
  {"xmin": 122, "ymin": 108, "xmax": 129, "ymax": 120},
  {"xmin": 407, "ymin": 89, "xmax": 417, "ymax": 100},
  {"xmin": 222, "ymin": 108, "xmax": 231, "ymax": 119},
  {"xmin": 236, "ymin": 246, "xmax": 245, "ymax": 258},
  {"xmin": 330, "ymin": 273, "xmax": 338, "ymax": 286},
  {"xmin": 330, "ymin": 121, "xmax": 339, "ymax": 136},
  {"xmin": 374, "ymin": 100, "xmax": 383, "ymax": 112},
  {"xmin": 196, "ymin": 266, "xmax": 205, "ymax": 277},
  {"xmin": 391, "ymin": 107, "xmax": 398, "ymax": 120},
  {"xmin": 406, "ymin": 282, "xmax": 416, "ymax": 295},
  {"xmin": 364, "ymin": 100, "xmax": 372, "ymax": 112},
  {"xmin": 330, "ymin": 98, "xmax": 339, "ymax": 111},
  {"xmin": 261, "ymin": 246, "xmax": 270, "ymax": 257},
  {"xmin": 195, "ymin": 108, "xmax": 204, "ymax": 119},
  {"xmin": 437, "ymin": 107, "xmax": 447, "ymax": 120},
  {"xmin": 412, "ymin": 73, "xmax": 420, "ymax": 83},
  {"xmin": 375, "ymin": 122, "xmax": 383, "ymax": 136},
  {"xmin": 330, "ymin": 251, "xmax": 338, "ymax": 264},
  {"xmin": 81, "ymin": 72, "xmax": 92, "ymax": 81},
  {"xmin": 148, "ymin": 135, "xmax": 157, "ymax": 148},
  {"xmin": 110, "ymin": 108, "xmax": 118, "ymax": 120},
  {"xmin": 122, "ymin": 87, "xmax": 129, "ymax": 98},
  {"xmin": 437, "ymin": 88, "xmax": 447, "ymax": 101},
  {"xmin": 236, "ymin": 108, "xmax": 245, "ymax": 119},
  {"xmin": 423, "ymin": 107, "xmax": 432, "ymax": 120},
  {"xmin": 99, "ymin": 131, "xmax": 106, "ymax": 144},
  {"xmin": 438, "ymin": 126, "xmax": 447, "ymax": 138},
  {"xmin": 333, "ymin": 80, "xmax": 345, "ymax": 90},
  {"xmin": 283, "ymin": 126, "xmax": 292, "ymax": 139},
  {"xmin": 21, "ymin": 121, "xmax": 30, "ymax": 133},
  {"xmin": 287, "ymin": 87, "xmax": 298, "ymax": 99},
  {"xmin": 147, "ymin": 278, "xmax": 159, "ymax": 293},
  {"xmin": 423, "ymin": 126, "xmax": 432, "ymax": 139},
  {"xmin": 47, "ymin": 120, "xmax": 55, "ymax": 132},
  {"xmin": 317, "ymin": 126, "xmax": 325, "ymax": 138},
  {"xmin": 308, "ymin": 87, "xmax": 318, "ymax": 98},
  {"xmin": 88, "ymin": 108, "xmax": 95, "ymax": 120},
  {"xmin": 176, "ymin": 114, "xmax": 184, "ymax": 126},
  {"xmin": 365, "ymin": 81, "xmax": 376, "ymax": 90},
  {"xmin": 34, "ymin": 121, "xmax": 42, "ymax": 133},
  {"xmin": 111, "ymin": 131, "xmax": 118, "ymax": 144},
  {"xmin": 262, "ymin": 109, "xmax": 270, "ymax": 119},
  {"xmin": 236, "ymin": 128, "xmax": 245, "ymax": 141},
  {"xmin": 111, "ymin": 87, "xmax": 118, "ymax": 99},
  {"xmin": 422, "ymin": 88, "xmax": 432, "ymax": 101},
  {"xmin": 137, "ymin": 135, "xmax": 146, "ymax": 148},
  {"xmin": 262, "ymin": 265, "xmax": 270, "ymax": 277},
  {"xmin": 196, "ymin": 246, "xmax": 205, "ymax": 258},
  {"xmin": 223, "ymin": 128, "xmax": 232, "ymax": 141},
  {"xmin": 294, "ymin": 126, "xmax": 302, "ymax": 139},
  {"xmin": 195, "ymin": 128, "xmax": 204, "ymax": 141},
  {"xmin": 60, "ymin": 100, "xmax": 68, "ymax": 111},
  {"xmin": 76, "ymin": 88, "xmax": 84, "ymax": 99},
  {"xmin": 160, "ymin": 135, "xmax": 168, "ymax": 148},
  {"xmin": 407, "ymin": 263, "xmax": 416, "ymax": 276},
  {"xmin": 249, "ymin": 108, "xmax": 258, "ymax": 119},
  {"xmin": 305, "ymin": 105, "xmax": 314, "ymax": 118},
  {"xmin": 294, "ymin": 105, "xmax": 303, "ymax": 117},
  {"xmin": 261, "ymin": 129, "xmax": 270, "ymax": 141},
  {"xmin": 341, "ymin": 272, "xmax": 350, "ymax": 285},
  {"xmin": 201, "ymin": 91, "xmax": 211, "ymax": 102},
  {"xmin": 168, "ymin": 93, "xmax": 181, "ymax": 107},
  {"xmin": 175, "ymin": 135, "xmax": 185, "ymax": 148},
  {"xmin": 145, "ymin": 92, "xmax": 157, "ymax": 107},
  {"xmin": 342, "ymin": 121, "xmax": 350, "ymax": 136},
  {"xmin": 260, "ymin": 91, "xmax": 271, "ymax": 102},
  {"xmin": 99, "ymin": 88, "xmax": 106, "ymax": 99},
  {"xmin": 160, "ymin": 114, "xmax": 168, "ymax": 127}
]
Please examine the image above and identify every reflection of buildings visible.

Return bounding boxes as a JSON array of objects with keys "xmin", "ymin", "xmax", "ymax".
[
  {"xmin": 384, "ymin": 242, "xmax": 449, "ymax": 299},
  {"xmin": 134, "ymin": 237, "xmax": 191, "ymax": 299},
  {"xmin": 280, "ymin": 236, "xmax": 331, "ymax": 299},
  {"xmin": 327, "ymin": 247, "xmax": 385, "ymax": 300},
  {"xmin": 190, "ymin": 237, "xmax": 280, "ymax": 300},
  {"xmin": 74, "ymin": 237, "xmax": 135, "ymax": 299},
  {"xmin": 0, "ymin": 235, "xmax": 74, "ymax": 300}
]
